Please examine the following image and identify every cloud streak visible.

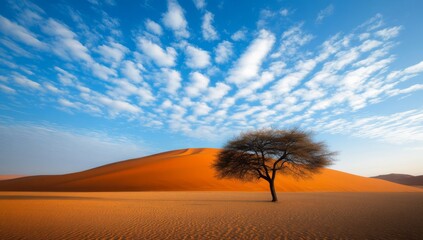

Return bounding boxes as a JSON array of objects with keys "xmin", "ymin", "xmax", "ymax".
[
  {"xmin": 316, "ymin": 5, "xmax": 334, "ymax": 23},
  {"xmin": 162, "ymin": 0, "xmax": 189, "ymax": 38},
  {"xmin": 0, "ymin": 15, "xmax": 46, "ymax": 49},
  {"xmin": 227, "ymin": 29, "xmax": 275, "ymax": 86}
]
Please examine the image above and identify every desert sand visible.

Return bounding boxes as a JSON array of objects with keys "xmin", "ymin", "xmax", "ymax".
[
  {"xmin": 1, "ymin": 148, "xmax": 422, "ymax": 239},
  {"xmin": 0, "ymin": 175, "xmax": 24, "ymax": 181},
  {"xmin": 0, "ymin": 191, "xmax": 422, "ymax": 239},
  {"xmin": 0, "ymin": 148, "xmax": 420, "ymax": 192}
]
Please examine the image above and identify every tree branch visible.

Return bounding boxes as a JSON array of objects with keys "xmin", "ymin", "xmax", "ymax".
[
  {"xmin": 256, "ymin": 169, "xmax": 269, "ymax": 181},
  {"xmin": 259, "ymin": 149, "xmax": 271, "ymax": 180},
  {"xmin": 272, "ymin": 151, "xmax": 288, "ymax": 170}
]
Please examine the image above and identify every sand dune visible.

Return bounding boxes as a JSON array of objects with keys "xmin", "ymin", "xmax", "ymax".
[
  {"xmin": 0, "ymin": 175, "xmax": 24, "ymax": 181},
  {"xmin": 372, "ymin": 173, "xmax": 423, "ymax": 186},
  {"xmin": 0, "ymin": 148, "xmax": 420, "ymax": 192}
]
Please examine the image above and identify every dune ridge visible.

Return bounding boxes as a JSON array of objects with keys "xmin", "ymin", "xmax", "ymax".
[
  {"xmin": 372, "ymin": 173, "xmax": 423, "ymax": 186},
  {"xmin": 0, "ymin": 175, "xmax": 25, "ymax": 181},
  {"xmin": 0, "ymin": 148, "xmax": 420, "ymax": 192}
]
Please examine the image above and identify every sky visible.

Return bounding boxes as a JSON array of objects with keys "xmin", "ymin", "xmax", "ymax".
[{"xmin": 0, "ymin": 0, "xmax": 422, "ymax": 177}]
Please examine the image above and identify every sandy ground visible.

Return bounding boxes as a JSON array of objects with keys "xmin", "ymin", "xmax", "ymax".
[{"xmin": 0, "ymin": 192, "xmax": 422, "ymax": 240}]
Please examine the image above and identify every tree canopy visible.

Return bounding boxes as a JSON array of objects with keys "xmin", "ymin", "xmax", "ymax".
[{"xmin": 213, "ymin": 128, "xmax": 335, "ymax": 201}]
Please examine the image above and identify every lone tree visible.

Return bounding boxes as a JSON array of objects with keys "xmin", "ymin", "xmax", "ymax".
[{"xmin": 213, "ymin": 128, "xmax": 335, "ymax": 202}]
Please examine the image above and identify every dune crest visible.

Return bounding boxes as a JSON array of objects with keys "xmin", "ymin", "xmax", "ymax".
[{"xmin": 0, "ymin": 148, "xmax": 420, "ymax": 192}]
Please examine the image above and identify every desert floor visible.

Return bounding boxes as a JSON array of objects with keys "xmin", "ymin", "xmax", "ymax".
[{"xmin": 1, "ymin": 192, "xmax": 422, "ymax": 240}]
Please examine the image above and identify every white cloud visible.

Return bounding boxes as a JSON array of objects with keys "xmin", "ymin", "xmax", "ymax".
[
  {"xmin": 0, "ymin": 38, "xmax": 33, "ymax": 57},
  {"xmin": 235, "ymin": 71, "xmax": 274, "ymax": 99},
  {"xmin": 192, "ymin": 0, "xmax": 206, "ymax": 9},
  {"xmin": 231, "ymin": 28, "xmax": 247, "ymax": 41},
  {"xmin": 360, "ymin": 40, "xmax": 382, "ymax": 52},
  {"xmin": 79, "ymin": 89, "xmax": 142, "ymax": 116},
  {"xmin": 44, "ymin": 82, "xmax": 62, "ymax": 93},
  {"xmin": 268, "ymin": 61, "xmax": 286, "ymax": 77},
  {"xmin": 202, "ymin": 11, "xmax": 218, "ymax": 41},
  {"xmin": 342, "ymin": 58, "xmax": 392, "ymax": 92},
  {"xmin": 307, "ymin": 56, "xmax": 393, "ymax": 112},
  {"xmin": 280, "ymin": 9, "xmax": 289, "ymax": 16},
  {"xmin": 138, "ymin": 37, "xmax": 177, "ymax": 67},
  {"xmin": 88, "ymin": 0, "xmax": 115, "ymax": 6},
  {"xmin": 77, "ymin": 85, "xmax": 91, "ymax": 93},
  {"xmin": 403, "ymin": 60, "xmax": 423, "ymax": 75},
  {"xmin": 145, "ymin": 19, "xmax": 163, "ymax": 35},
  {"xmin": 161, "ymin": 99, "xmax": 173, "ymax": 109},
  {"xmin": 42, "ymin": 19, "xmax": 116, "ymax": 80},
  {"xmin": 13, "ymin": 73, "xmax": 41, "ymax": 90},
  {"xmin": 204, "ymin": 82, "xmax": 231, "ymax": 103},
  {"xmin": 388, "ymin": 84, "xmax": 423, "ymax": 97},
  {"xmin": 316, "ymin": 4, "xmax": 334, "ymax": 23},
  {"xmin": 58, "ymin": 98, "xmax": 79, "ymax": 109},
  {"xmin": 43, "ymin": 19, "xmax": 92, "ymax": 62},
  {"xmin": 121, "ymin": 60, "xmax": 142, "ymax": 82},
  {"xmin": 256, "ymin": 9, "xmax": 278, "ymax": 28},
  {"xmin": 185, "ymin": 45, "xmax": 210, "ymax": 69},
  {"xmin": 215, "ymin": 40, "xmax": 233, "ymax": 64},
  {"xmin": 136, "ymin": 88, "xmax": 155, "ymax": 104},
  {"xmin": 97, "ymin": 41, "xmax": 128, "ymax": 65},
  {"xmin": 161, "ymin": 68, "xmax": 182, "ymax": 94},
  {"xmin": 232, "ymin": 105, "xmax": 263, "ymax": 120},
  {"xmin": 359, "ymin": 33, "xmax": 370, "ymax": 41},
  {"xmin": 185, "ymin": 72, "xmax": 209, "ymax": 97},
  {"xmin": 376, "ymin": 26, "xmax": 401, "ymax": 40},
  {"xmin": 54, "ymin": 67, "xmax": 77, "ymax": 86},
  {"xmin": 99, "ymin": 11, "xmax": 121, "ymax": 37},
  {"xmin": 318, "ymin": 110, "xmax": 423, "ymax": 144},
  {"xmin": 108, "ymin": 79, "xmax": 155, "ymax": 103},
  {"xmin": 271, "ymin": 23, "xmax": 313, "ymax": 59},
  {"xmin": 193, "ymin": 102, "xmax": 211, "ymax": 116},
  {"xmin": 0, "ymin": 15, "xmax": 46, "ymax": 49},
  {"xmin": 359, "ymin": 13, "xmax": 384, "ymax": 31},
  {"xmin": 11, "ymin": 1, "xmax": 44, "ymax": 26},
  {"xmin": 227, "ymin": 29, "xmax": 275, "ymax": 86},
  {"xmin": 91, "ymin": 62, "xmax": 117, "ymax": 80},
  {"xmin": 2, "ymin": 9, "xmax": 423, "ymax": 147},
  {"xmin": 97, "ymin": 96, "xmax": 141, "ymax": 114},
  {"xmin": 0, "ymin": 84, "xmax": 16, "ymax": 94},
  {"xmin": 162, "ymin": 0, "xmax": 189, "ymax": 38}
]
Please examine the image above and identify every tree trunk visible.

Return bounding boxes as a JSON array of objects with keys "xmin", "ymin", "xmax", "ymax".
[{"xmin": 269, "ymin": 180, "xmax": 278, "ymax": 202}]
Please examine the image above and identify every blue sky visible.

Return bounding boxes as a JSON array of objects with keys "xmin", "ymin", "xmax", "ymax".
[{"xmin": 0, "ymin": 0, "xmax": 422, "ymax": 176}]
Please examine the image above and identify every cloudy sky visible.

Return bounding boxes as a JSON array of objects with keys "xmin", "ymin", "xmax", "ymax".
[{"xmin": 0, "ymin": 0, "xmax": 422, "ymax": 176}]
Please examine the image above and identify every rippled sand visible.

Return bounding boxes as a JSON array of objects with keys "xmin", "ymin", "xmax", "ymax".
[{"xmin": 0, "ymin": 192, "xmax": 422, "ymax": 239}]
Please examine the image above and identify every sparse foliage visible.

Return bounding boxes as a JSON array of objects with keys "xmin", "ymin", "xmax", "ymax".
[{"xmin": 213, "ymin": 128, "xmax": 335, "ymax": 202}]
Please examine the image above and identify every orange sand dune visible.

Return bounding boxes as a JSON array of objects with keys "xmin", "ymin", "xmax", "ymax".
[
  {"xmin": 0, "ymin": 175, "xmax": 25, "ymax": 181},
  {"xmin": 0, "ymin": 148, "xmax": 420, "ymax": 192}
]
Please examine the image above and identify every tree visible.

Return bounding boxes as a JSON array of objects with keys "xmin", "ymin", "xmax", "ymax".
[{"xmin": 213, "ymin": 128, "xmax": 335, "ymax": 202}]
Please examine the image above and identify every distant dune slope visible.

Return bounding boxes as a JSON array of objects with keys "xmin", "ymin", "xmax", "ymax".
[
  {"xmin": 0, "ymin": 175, "xmax": 25, "ymax": 181},
  {"xmin": 0, "ymin": 148, "xmax": 420, "ymax": 192},
  {"xmin": 372, "ymin": 173, "xmax": 423, "ymax": 186}
]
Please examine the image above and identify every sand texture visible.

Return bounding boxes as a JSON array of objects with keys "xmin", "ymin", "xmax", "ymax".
[
  {"xmin": 0, "ymin": 148, "xmax": 420, "ymax": 192},
  {"xmin": 0, "ymin": 191, "xmax": 422, "ymax": 239}
]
